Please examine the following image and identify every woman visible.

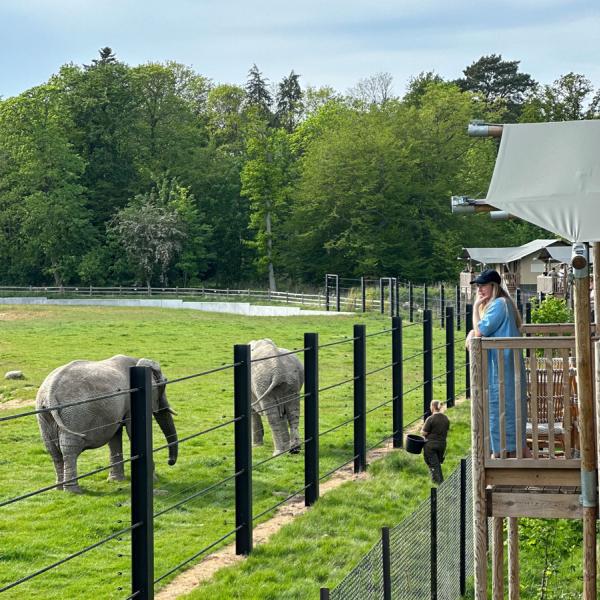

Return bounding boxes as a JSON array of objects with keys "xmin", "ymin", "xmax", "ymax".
[{"xmin": 466, "ymin": 269, "xmax": 528, "ymax": 458}]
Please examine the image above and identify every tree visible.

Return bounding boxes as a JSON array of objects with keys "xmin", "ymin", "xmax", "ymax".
[
  {"xmin": 403, "ymin": 71, "xmax": 444, "ymax": 107},
  {"xmin": 109, "ymin": 189, "xmax": 186, "ymax": 290},
  {"xmin": 205, "ymin": 84, "xmax": 248, "ymax": 151},
  {"xmin": 521, "ymin": 72, "xmax": 600, "ymax": 122},
  {"xmin": 275, "ymin": 70, "xmax": 303, "ymax": 132},
  {"xmin": 456, "ymin": 54, "xmax": 536, "ymax": 121},
  {"xmin": 245, "ymin": 64, "xmax": 273, "ymax": 119},
  {"xmin": 348, "ymin": 72, "xmax": 395, "ymax": 107}
]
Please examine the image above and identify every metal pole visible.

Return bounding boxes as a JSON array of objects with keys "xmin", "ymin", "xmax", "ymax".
[
  {"xmin": 320, "ymin": 589, "xmax": 330, "ymax": 600},
  {"xmin": 395, "ymin": 278, "xmax": 400, "ymax": 317},
  {"xmin": 440, "ymin": 284, "xmax": 445, "ymax": 328},
  {"xmin": 234, "ymin": 344, "xmax": 253, "ymax": 555},
  {"xmin": 361, "ymin": 276, "xmax": 366, "ymax": 313},
  {"xmin": 325, "ymin": 275, "xmax": 330, "ymax": 312},
  {"xmin": 424, "ymin": 284, "xmax": 428, "ymax": 312},
  {"xmin": 304, "ymin": 333, "xmax": 320, "ymax": 506},
  {"xmin": 409, "ymin": 282, "xmax": 414, "ymax": 323},
  {"xmin": 525, "ymin": 302, "xmax": 532, "ymax": 324},
  {"xmin": 392, "ymin": 316, "xmax": 403, "ymax": 448},
  {"xmin": 354, "ymin": 324, "xmax": 367, "ymax": 473},
  {"xmin": 382, "ymin": 526, "xmax": 392, "ymax": 600},
  {"xmin": 431, "ymin": 487, "xmax": 438, "ymax": 600},
  {"xmin": 460, "ymin": 458, "xmax": 467, "ymax": 596},
  {"xmin": 446, "ymin": 306, "xmax": 455, "ymax": 408},
  {"xmin": 380, "ymin": 278, "xmax": 385, "ymax": 314},
  {"xmin": 389, "ymin": 278, "xmax": 393, "ymax": 317},
  {"xmin": 456, "ymin": 284, "xmax": 461, "ymax": 331},
  {"xmin": 335, "ymin": 275, "xmax": 340, "ymax": 312},
  {"xmin": 423, "ymin": 309, "xmax": 433, "ymax": 419},
  {"xmin": 465, "ymin": 304, "xmax": 473, "ymax": 399},
  {"xmin": 130, "ymin": 366, "xmax": 154, "ymax": 600}
]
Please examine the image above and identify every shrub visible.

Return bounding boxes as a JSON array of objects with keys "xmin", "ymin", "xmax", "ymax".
[{"xmin": 531, "ymin": 296, "xmax": 573, "ymax": 324}]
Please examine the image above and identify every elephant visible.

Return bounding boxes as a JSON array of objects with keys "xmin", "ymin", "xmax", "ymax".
[
  {"xmin": 36, "ymin": 355, "xmax": 178, "ymax": 493},
  {"xmin": 249, "ymin": 339, "xmax": 304, "ymax": 456}
]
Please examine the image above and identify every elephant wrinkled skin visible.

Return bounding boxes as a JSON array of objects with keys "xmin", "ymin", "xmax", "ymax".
[
  {"xmin": 36, "ymin": 355, "xmax": 178, "ymax": 493},
  {"xmin": 249, "ymin": 339, "xmax": 304, "ymax": 456}
]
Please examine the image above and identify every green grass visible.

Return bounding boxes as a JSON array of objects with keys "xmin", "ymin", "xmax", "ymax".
[{"xmin": 0, "ymin": 305, "xmax": 455, "ymax": 599}]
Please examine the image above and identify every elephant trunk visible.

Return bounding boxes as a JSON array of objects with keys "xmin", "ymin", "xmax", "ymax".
[{"xmin": 154, "ymin": 408, "xmax": 178, "ymax": 466}]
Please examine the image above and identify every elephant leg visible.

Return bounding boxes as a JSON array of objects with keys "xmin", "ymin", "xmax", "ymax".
[
  {"xmin": 59, "ymin": 433, "xmax": 85, "ymax": 494},
  {"xmin": 38, "ymin": 414, "xmax": 65, "ymax": 489},
  {"xmin": 286, "ymin": 399, "xmax": 301, "ymax": 454},
  {"xmin": 264, "ymin": 404, "xmax": 291, "ymax": 455},
  {"xmin": 252, "ymin": 409, "xmax": 264, "ymax": 446},
  {"xmin": 107, "ymin": 427, "xmax": 125, "ymax": 481}
]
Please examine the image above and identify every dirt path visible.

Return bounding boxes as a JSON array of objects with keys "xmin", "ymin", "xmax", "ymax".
[{"xmin": 155, "ymin": 427, "xmax": 425, "ymax": 599}]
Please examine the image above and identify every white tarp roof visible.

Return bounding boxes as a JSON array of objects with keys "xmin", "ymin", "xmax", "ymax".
[
  {"xmin": 485, "ymin": 120, "xmax": 600, "ymax": 243},
  {"xmin": 462, "ymin": 239, "xmax": 565, "ymax": 265}
]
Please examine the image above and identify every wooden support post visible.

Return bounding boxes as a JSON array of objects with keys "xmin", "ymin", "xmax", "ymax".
[
  {"xmin": 492, "ymin": 517, "xmax": 504, "ymax": 600},
  {"xmin": 508, "ymin": 517, "xmax": 519, "ymax": 600},
  {"xmin": 593, "ymin": 242, "xmax": 600, "ymax": 323},
  {"xmin": 469, "ymin": 336, "xmax": 487, "ymax": 599},
  {"xmin": 574, "ymin": 267, "xmax": 597, "ymax": 600}
]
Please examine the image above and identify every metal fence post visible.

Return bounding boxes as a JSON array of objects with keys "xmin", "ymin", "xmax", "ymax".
[
  {"xmin": 234, "ymin": 344, "xmax": 253, "ymax": 555},
  {"xmin": 431, "ymin": 487, "xmax": 438, "ymax": 600},
  {"xmin": 325, "ymin": 275, "xmax": 330, "ymax": 312},
  {"xmin": 388, "ymin": 278, "xmax": 394, "ymax": 317},
  {"xmin": 392, "ymin": 316, "xmax": 403, "ymax": 448},
  {"xmin": 361, "ymin": 276, "xmax": 366, "ymax": 313},
  {"xmin": 440, "ymin": 284, "xmax": 445, "ymax": 328},
  {"xmin": 354, "ymin": 324, "xmax": 367, "ymax": 473},
  {"xmin": 409, "ymin": 282, "xmax": 414, "ymax": 322},
  {"xmin": 305, "ymin": 333, "xmax": 320, "ymax": 506},
  {"xmin": 395, "ymin": 278, "xmax": 400, "ymax": 317},
  {"xmin": 320, "ymin": 589, "xmax": 330, "ymax": 600},
  {"xmin": 525, "ymin": 301, "xmax": 532, "ymax": 324},
  {"xmin": 423, "ymin": 309, "xmax": 433, "ymax": 419},
  {"xmin": 335, "ymin": 276, "xmax": 340, "ymax": 312},
  {"xmin": 380, "ymin": 279, "xmax": 385, "ymax": 314},
  {"xmin": 456, "ymin": 284, "xmax": 461, "ymax": 331},
  {"xmin": 382, "ymin": 526, "xmax": 392, "ymax": 600},
  {"xmin": 460, "ymin": 458, "xmax": 467, "ymax": 596},
  {"xmin": 424, "ymin": 284, "xmax": 428, "ymax": 312},
  {"xmin": 465, "ymin": 304, "xmax": 473, "ymax": 399},
  {"xmin": 130, "ymin": 365, "xmax": 154, "ymax": 600},
  {"xmin": 446, "ymin": 306, "xmax": 455, "ymax": 408}
]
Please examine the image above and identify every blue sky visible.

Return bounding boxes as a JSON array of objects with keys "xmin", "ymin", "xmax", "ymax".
[{"xmin": 1, "ymin": 0, "xmax": 599, "ymax": 99}]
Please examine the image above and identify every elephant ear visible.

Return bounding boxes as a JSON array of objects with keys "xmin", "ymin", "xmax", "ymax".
[{"xmin": 136, "ymin": 359, "xmax": 166, "ymax": 411}]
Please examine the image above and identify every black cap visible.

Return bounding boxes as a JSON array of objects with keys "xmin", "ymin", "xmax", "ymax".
[{"xmin": 471, "ymin": 269, "xmax": 502, "ymax": 285}]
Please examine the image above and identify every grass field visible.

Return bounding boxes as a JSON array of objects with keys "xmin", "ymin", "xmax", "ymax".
[{"xmin": 0, "ymin": 305, "xmax": 457, "ymax": 599}]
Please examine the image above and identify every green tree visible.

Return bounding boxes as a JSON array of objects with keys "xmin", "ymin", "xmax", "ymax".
[
  {"xmin": 204, "ymin": 84, "xmax": 248, "ymax": 151},
  {"xmin": 109, "ymin": 188, "xmax": 186, "ymax": 290},
  {"xmin": 275, "ymin": 70, "xmax": 303, "ymax": 132},
  {"xmin": 455, "ymin": 54, "xmax": 536, "ymax": 121},
  {"xmin": 245, "ymin": 64, "xmax": 273, "ymax": 121}
]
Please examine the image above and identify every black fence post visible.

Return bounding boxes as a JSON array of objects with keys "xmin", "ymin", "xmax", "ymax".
[
  {"xmin": 130, "ymin": 365, "xmax": 154, "ymax": 600},
  {"xmin": 325, "ymin": 275, "xmax": 330, "ymax": 312},
  {"xmin": 305, "ymin": 333, "xmax": 320, "ymax": 506},
  {"xmin": 409, "ymin": 282, "xmax": 414, "ymax": 323},
  {"xmin": 446, "ymin": 306, "xmax": 455, "ymax": 408},
  {"xmin": 389, "ymin": 278, "xmax": 394, "ymax": 317},
  {"xmin": 335, "ymin": 276, "xmax": 340, "ymax": 312},
  {"xmin": 465, "ymin": 304, "xmax": 473, "ymax": 399},
  {"xmin": 525, "ymin": 301, "xmax": 532, "ymax": 324},
  {"xmin": 392, "ymin": 316, "xmax": 403, "ymax": 448},
  {"xmin": 423, "ymin": 309, "xmax": 433, "ymax": 420},
  {"xmin": 234, "ymin": 344, "xmax": 253, "ymax": 555},
  {"xmin": 320, "ymin": 589, "xmax": 330, "ymax": 600},
  {"xmin": 460, "ymin": 458, "xmax": 467, "ymax": 596},
  {"xmin": 379, "ymin": 279, "xmax": 385, "ymax": 314},
  {"xmin": 431, "ymin": 487, "xmax": 438, "ymax": 600},
  {"xmin": 361, "ymin": 276, "xmax": 366, "ymax": 313},
  {"xmin": 395, "ymin": 278, "xmax": 400, "ymax": 317},
  {"xmin": 456, "ymin": 284, "xmax": 461, "ymax": 331},
  {"xmin": 424, "ymin": 284, "xmax": 428, "ymax": 312},
  {"xmin": 354, "ymin": 324, "xmax": 367, "ymax": 473},
  {"xmin": 440, "ymin": 284, "xmax": 445, "ymax": 328},
  {"xmin": 382, "ymin": 526, "xmax": 392, "ymax": 600}
]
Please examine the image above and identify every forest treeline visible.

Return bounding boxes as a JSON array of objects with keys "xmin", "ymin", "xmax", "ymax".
[{"xmin": 1, "ymin": 49, "xmax": 598, "ymax": 289}]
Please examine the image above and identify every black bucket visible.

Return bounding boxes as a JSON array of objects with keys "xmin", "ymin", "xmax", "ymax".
[{"xmin": 406, "ymin": 434, "xmax": 426, "ymax": 454}]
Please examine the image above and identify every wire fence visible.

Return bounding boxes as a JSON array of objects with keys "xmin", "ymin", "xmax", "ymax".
[
  {"xmin": 324, "ymin": 458, "xmax": 473, "ymax": 600},
  {"xmin": 1, "ymin": 304, "xmax": 472, "ymax": 599}
]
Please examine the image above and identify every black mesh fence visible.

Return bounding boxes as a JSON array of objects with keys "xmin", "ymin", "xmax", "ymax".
[{"xmin": 328, "ymin": 457, "xmax": 473, "ymax": 600}]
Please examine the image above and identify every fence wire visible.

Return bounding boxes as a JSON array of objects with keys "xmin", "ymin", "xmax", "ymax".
[{"xmin": 328, "ymin": 457, "xmax": 474, "ymax": 600}]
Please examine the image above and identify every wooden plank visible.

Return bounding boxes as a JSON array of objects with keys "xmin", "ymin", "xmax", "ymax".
[
  {"xmin": 531, "ymin": 354, "xmax": 539, "ymax": 459},
  {"xmin": 508, "ymin": 518, "xmax": 520, "ymax": 600},
  {"xmin": 514, "ymin": 350, "xmax": 523, "ymax": 459},
  {"xmin": 482, "ymin": 337, "xmax": 576, "ymax": 350},
  {"xmin": 485, "ymin": 458, "xmax": 581, "ymax": 469},
  {"xmin": 492, "ymin": 517, "xmax": 504, "ymax": 600},
  {"xmin": 482, "ymin": 346, "xmax": 490, "ymax": 458},
  {"xmin": 491, "ymin": 492, "xmax": 583, "ymax": 519},
  {"xmin": 561, "ymin": 348, "xmax": 572, "ymax": 457},
  {"xmin": 486, "ymin": 468, "xmax": 581, "ymax": 487},
  {"xmin": 469, "ymin": 336, "xmax": 488, "ymax": 600},
  {"xmin": 498, "ymin": 349, "xmax": 506, "ymax": 458},
  {"xmin": 545, "ymin": 351, "xmax": 555, "ymax": 458}
]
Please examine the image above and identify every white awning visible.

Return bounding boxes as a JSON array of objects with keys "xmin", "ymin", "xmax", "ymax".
[{"xmin": 485, "ymin": 120, "xmax": 600, "ymax": 243}]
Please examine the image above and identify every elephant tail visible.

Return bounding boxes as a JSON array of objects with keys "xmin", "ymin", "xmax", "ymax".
[
  {"xmin": 43, "ymin": 376, "xmax": 88, "ymax": 439},
  {"xmin": 51, "ymin": 410, "xmax": 88, "ymax": 439}
]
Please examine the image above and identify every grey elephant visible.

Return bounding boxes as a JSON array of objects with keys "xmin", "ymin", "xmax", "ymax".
[
  {"xmin": 249, "ymin": 339, "xmax": 304, "ymax": 456},
  {"xmin": 36, "ymin": 355, "xmax": 178, "ymax": 493}
]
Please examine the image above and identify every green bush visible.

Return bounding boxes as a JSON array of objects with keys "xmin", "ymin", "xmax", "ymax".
[{"xmin": 531, "ymin": 296, "xmax": 573, "ymax": 324}]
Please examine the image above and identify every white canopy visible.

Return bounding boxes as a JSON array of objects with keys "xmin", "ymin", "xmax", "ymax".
[{"xmin": 486, "ymin": 120, "xmax": 600, "ymax": 243}]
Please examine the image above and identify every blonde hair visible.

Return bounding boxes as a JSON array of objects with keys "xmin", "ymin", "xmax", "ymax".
[
  {"xmin": 430, "ymin": 400, "xmax": 442, "ymax": 412},
  {"xmin": 476, "ymin": 282, "xmax": 522, "ymax": 330}
]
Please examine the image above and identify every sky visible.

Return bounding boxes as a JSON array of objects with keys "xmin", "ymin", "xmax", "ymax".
[{"xmin": 1, "ymin": 0, "xmax": 599, "ymax": 99}]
